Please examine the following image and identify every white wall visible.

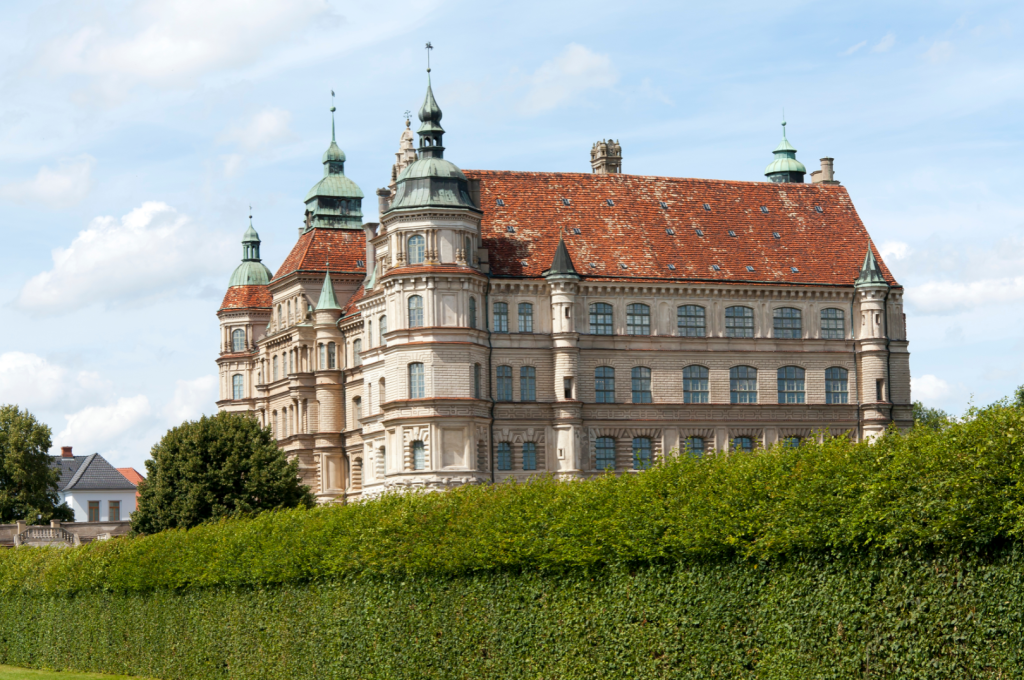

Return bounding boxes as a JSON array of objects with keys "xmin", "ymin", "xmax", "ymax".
[{"xmin": 61, "ymin": 491, "xmax": 137, "ymax": 523}]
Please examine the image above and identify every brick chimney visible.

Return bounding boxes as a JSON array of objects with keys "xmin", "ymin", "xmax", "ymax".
[
  {"xmin": 811, "ymin": 157, "xmax": 837, "ymax": 184},
  {"xmin": 61, "ymin": 446, "xmax": 73, "ymax": 458}
]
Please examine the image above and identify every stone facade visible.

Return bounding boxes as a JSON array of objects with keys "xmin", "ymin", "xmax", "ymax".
[{"xmin": 216, "ymin": 80, "xmax": 911, "ymax": 504}]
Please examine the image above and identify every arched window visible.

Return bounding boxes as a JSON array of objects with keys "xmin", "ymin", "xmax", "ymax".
[
  {"xmin": 783, "ymin": 436, "xmax": 801, "ymax": 448},
  {"xmin": 408, "ymin": 295, "xmax": 424, "ymax": 328},
  {"xmin": 379, "ymin": 315, "xmax": 387, "ymax": 344},
  {"xmin": 520, "ymin": 366, "xmax": 536, "ymax": 401},
  {"xmin": 683, "ymin": 365, "xmax": 709, "ymax": 403},
  {"xmin": 730, "ymin": 366, "xmax": 757, "ymax": 403},
  {"xmin": 327, "ymin": 342, "xmax": 337, "ymax": 369},
  {"xmin": 408, "ymin": 235, "xmax": 426, "ymax": 265},
  {"xmin": 496, "ymin": 365, "xmax": 513, "ymax": 401},
  {"xmin": 287, "ymin": 350, "xmax": 293, "ymax": 375},
  {"xmin": 492, "ymin": 302, "xmax": 508, "ymax": 333},
  {"xmin": 465, "ymin": 235, "xmax": 473, "ymax": 264},
  {"xmin": 777, "ymin": 366, "xmax": 805, "ymax": 403},
  {"xmin": 318, "ymin": 343, "xmax": 325, "ymax": 370},
  {"xmin": 473, "ymin": 363, "xmax": 481, "ymax": 399},
  {"xmin": 821, "ymin": 309, "xmax": 845, "ymax": 339},
  {"xmin": 733, "ymin": 436, "xmax": 754, "ymax": 452},
  {"xmin": 353, "ymin": 339, "xmax": 362, "ymax": 367},
  {"xmin": 232, "ymin": 374, "xmax": 244, "ymax": 400},
  {"xmin": 518, "ymin": 302, "xmax": 533, "ymax": 333},
  {"xmin": 353, "ymin": 397, "xmax": 361, "ymax": 423},
  {"xmin": 272, "ymin": 410, "xmax": 278, "ymax": 437},
  {"xmin": 685, "ymin": 436, "xmax": 704, "ymax": 458},
  {"xmin": 632, "ymin": 437, "xmax": 652, "ymax": 470},
  {"xmin": 677, "ymin": 305, "xmax": 706, "ymax": 337},
  {"xmin": 590, "ymin": 303, "xmax": 613, "ymax": 335},
  {"xmin": 725, "ymin": 306, "xmax": 754, "ymax": 338},
  {"xmin": 774, "ymin": 308, "xmax": 802, "ymax": 339},
  {"xmin": 468, "ymin": 297, "xmax": 477, "ymax": 329},
  {"xmin": 412, "ymin": 440, "xmax": 426, "ymax": 470},
  {"xmin": 366, "ymin": 385, "xmax": 372, "ymax": 414},
  {"xmin": 408, "ymin": 363, "xmax": 425, "ymax": 399},
  {"xmin": 522, "ymin": 442, "xmax": 537, "ymax": 470},
  {"xmin": 497, "ymin": 442, "xmax": 512, "ymax": 471},
  {"xmin": 595, "ymin": 437, "xmax": 616, "ymax": 471},
  {"xmin": 595, "ymin": 367, "xmax": 615, "ymax": 403},
  {"xmin": 631, "ymin": 366, "xmax": 652, "ymax": 403},
  {"xmin": 826, "ymin": 367, "xmax": 849, "ymax": 404},
  {"xmin": 626, "ymin": 303, "xmax": 651, "ymax": 335},
  {"xmin": 231, "ymin": 329, "xmax": 245, "ymax": 352},
  {"xmin": 272, "ymin": 355, "xmax": 279, "ymax": 381}
]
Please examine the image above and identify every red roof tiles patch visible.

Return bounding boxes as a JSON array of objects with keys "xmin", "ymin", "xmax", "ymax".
[
  {"xmin": 341, "ymin": 283, "xmax": 366, "ymax": 318},
  {"xmin": 275, "ymin": 228, "xmax": 366, "ymax": 280},
  {"xmin": 219, "ymin": 285, "xmax": 272, "ymax": 311},
  {"xmin": 464, "ymin": 170, "xmax": 898, "ymax": 288}
]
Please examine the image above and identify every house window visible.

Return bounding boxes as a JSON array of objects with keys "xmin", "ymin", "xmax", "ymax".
[
  {"xmin": 366, "ymin": 321, "xmax": 372, "ymax": 348},
  {"xmin": 520, "ymin": 366, "xmax": 536, "ymax": 401},
  {"xmin": 518, "ymin": 302, "xmax": 533, "ymax": 333},
  {"xmin": 497, "ymin": 442, "xmax": 512, "ymax": 471},
  {"xmin": 774, "ymin": 308, "xmax": 802, "ymax": 339},
  {"xmin": 683, "ymin": 365, "xmax": 709, "ymax": 403},
  {"xmin": 595, "ymin": 437, "xmax": 616, "ymax": 471},
  {"xmin": 232, "ymin": 374, "xmax": 244, "ymax": 400},
  {"xmin": 686, "ymin": 437, "xmax": 704, "ymax": 458},
  {"xmin": 231, "ymin": 329, "xmax": 245, "ymax": 352},
  {"xmin": 408, "ymin": 295, "xmax": 424, "ymax": 328},
  {"xmin": 733, "ymin": 436, "xmax": 754, "ymax": 452},
  {"xmin": 88, "ymin": 501, "xmax": 100, "ymax": 522},
  {"xmin": 319, "ymin": 343, "xmax": 325, "ymax": 370},
  {"xmin": 379, "ymin": 315, "xmax": 387, "ymax": 344},
  {"xmin": 273, "ymin": 355, "xmax": 279, "ymax": 381},
  {"xmin": 631, "ymin": 366, "xmax": 652, "ymax": 404},
  {"xmin": 876, "ymin": 379, "xmax": 885, "ymax": 402},
  {"xmin": 493, "ymin": 302, "xmax": 508, "ymax": 333},
  {"xmin": 522, "ymin": 442, "xmax": 537, "ymax": 470},
  {"xmin": 783, "ymin": 437, "xmax": 801, "ymax": 449},
  {"xmin": 821, "ymin": 308, "xmax": 845, "ymax": 339},
  {"xmin": 353, "ymin": 397, "xmax": 361, "ymax": 422},
  {"xmin": 677, "ymin": 305, "xmax": 706, "ymax": 337},
  {"xmin": 469, "ymin": 297, "xmax": 477, "ymax": 329},
  {"xmin": 327, "ymin": 342, "xmax": 337, "ymax": 369},
  {"xmin": 725, "ymin": 306, "xmax": 754, "ymax": 338},
  {"xmin": 496, "ymin": 365, "xmax": 513, "ymax": 401},
  {"xmin": 589, "ymin": 303, "xmax": 613, "ymax": 335},
  {"xmin": 595, "ymin": 366, "xmax": 615, "ymax": 403},
  {"xmin": 413, "ymin": 440, "xmax": 426, "ymax": 470},
  {"xmin": 777, "ymin": 366, "xmax": 806, "ymax": 403},
  {"xmin": 563, "ymin": 377, "xmax": 573, "ymax": 400},
  {"xmin": 108, "ymin": 500, "xmax": 120, "ymax": 522},
  {"xmin": 408, "ymin": 234, "xmax": 426, "ymax": 264},
  {"xmin": 353, "ymin": 339, "xmax": 362, "ymax": 367},
  {"xmin": 730, "ymin": 366, "xmax": 758, "ymax": 403},
  {"xmin": 626, "ymin": 303, "xmax": 650, "ymax": 335},
  {"xmin": 473, "ymin": 364, "xmax": 481, "ymax": 399},
  {"xmin": 826, "ymin": 367, "xmax": 849, "ymax": 404},
  {"xmin": 632, "ymin": 437, "xmax": 652, "ymax": 470},
  {"xmin": 379, "ymin": 378, "xmax": 385, "ymax": 408},
  {"xmin": 409, "ymin": 363, "xmax": 425, "ymax": 399}
]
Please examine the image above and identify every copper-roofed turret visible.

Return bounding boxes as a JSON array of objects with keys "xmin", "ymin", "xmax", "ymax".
[
  {"xmin": 303, "ymin": 93, "xmax": 364, "ymax": 231},
  {"xmin": 228, "ymin": 215, "xmax": 273, "ymax": 287},
  {"xmin": 854, "ymin": 245, "xmax": 889, "ymax": 289},
  {"xmin": 543, "ymin": 234, "xmax": 579, "ymax": 280},
  {"xmin": 764, "ymin": 120, "xmax": 807, "ymax": 183}
]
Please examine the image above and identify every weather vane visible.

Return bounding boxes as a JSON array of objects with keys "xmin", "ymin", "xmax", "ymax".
[
  {"xmin": 425, "ymin": 42, "xmax": 433, "ymax": 73},
  {"xmin": 404, "ymin": 109, "xmax": 411, "ymax": 122}
]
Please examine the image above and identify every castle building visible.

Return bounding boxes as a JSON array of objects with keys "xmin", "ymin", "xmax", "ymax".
[{"xmin": 217, "ymin": 74, "xmax": 911, "ymax": 502}]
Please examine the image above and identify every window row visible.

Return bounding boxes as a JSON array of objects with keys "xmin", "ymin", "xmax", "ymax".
[
  {"xmin": 593, "ymin": 437, "xmax": 655, "ymax": 471},
  {"xmin": 495, "ymin": 441, "xmax": 540, "ymax": 471},
  {"xmin": 587, "ymin": 303, "xmax": 847, "ymax": 339},
  {"xmin": 402, "ymin": 233, "xmax": 476, "ymax": 266}
]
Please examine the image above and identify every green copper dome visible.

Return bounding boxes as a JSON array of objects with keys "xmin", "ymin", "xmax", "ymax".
[
  {"xmin": 764, "ymin": 121, "xmax": 806, "ymax": 183},
  {"xmin": 229, "ymin": 218, "xmax": 273, "ymax": 286},
  {"xmin": 304, "ymin": 105, "xmax": 364, "ymax": 230}
]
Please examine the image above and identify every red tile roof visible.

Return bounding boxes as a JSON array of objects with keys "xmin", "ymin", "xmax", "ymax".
[
  {"xmin": 219, "ymin": 285, "xmax": 272, "ymax": 311},
  {"xmin": 464, "ymin": 170, "xmax": 898, "ymax": 288},
  {"xmin": 341, "ymin": 284, "xmax": 365, "ymax": 318},
  {"xmin": 116, "ymin": 467, "xmax": 144, "ymax": 500},
  {"xmin": 275, "ymin": 228, "xmax": 366, "ymax": 280}
]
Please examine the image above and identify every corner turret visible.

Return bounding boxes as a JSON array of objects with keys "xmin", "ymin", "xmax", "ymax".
[{"xmin": 764, "ymin": 120, "xmax": 807, "ymax": 183}]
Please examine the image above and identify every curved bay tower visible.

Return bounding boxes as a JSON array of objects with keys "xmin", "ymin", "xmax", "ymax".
[{"xmin": 218, "ymin": 76, "xmax": 911, "ymax": 503}]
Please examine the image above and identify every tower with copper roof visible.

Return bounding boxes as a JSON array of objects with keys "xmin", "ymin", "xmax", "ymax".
[{"xmin": 764, "ymin": 120, "xmax": 807, "ymax": 183}]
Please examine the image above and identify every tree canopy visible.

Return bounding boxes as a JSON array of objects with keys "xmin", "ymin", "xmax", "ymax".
[
  {"xmin": 132, "ymin": 411, "xmax": 315, "ymax": 534},
  {"xmin": 0, "ymin": 405, "xmax": 73, "ymax": 524},
  {"xmin": 913, "ymin": 400, "xmax": 950, "ymax": 430}
]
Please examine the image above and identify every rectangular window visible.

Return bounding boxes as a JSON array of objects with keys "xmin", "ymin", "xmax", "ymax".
[
  {"xmin": 327, "ymin": 343, "xmax": 336, "ymax": 369},
  {"xmin": 589, "ymin": 303, "xmax": 613, "ymax": 335},
  {"xmin": 468, "ymin": 298, "xmax": 476, "ymax": 329},
  {"xmin": 473, "ymin": 364, "xmax": 481, "ymax": 399},
  {"xmin": 821, "ymin": 308, "xmax": 845, "ymax": 339},
  {"xmin": 730, "ymin": 366, "xmax": 758, "ymax": 403},
  {"xmin": 88, "ymin": 501, "xmax": 100, "ymax": 522},
  {"xmin": 273, "ymin": 356, "xmax": 279, "ymax": 381},
  {"xmin": 725, "ymin": 306, "xmax": 754, "ymax": 338},
  {"xmin": 686, "ymin": 436, "xmax": 704, "ymax": 458},
  {"xmin": 777, "ymin": 366, "xmax": 806, "ymax": 404},
  {"xmin": 595, "ymin": 437, "xmax": 615, "ymax": 471},
  {"xmin": 232, "ymin": 374, "xmax": 244, "ymax": 400},
  {"xmin": 631, "ymin": 367, "xmax": 652, "ymax": 404},
  {"xmin": 626, "ymin": 304, "xmax": 650, "ymax": 335},
  {"xmin": 677, "ymin": 305, "xmax": 706, "ymax": 337},
  {"xmin": 683, "ymin": 365, "xmax": 709, "ymax": 403},
  {"xmin": 522, "ymin": 442, "xmax": 537, "ymax": 470},
  {"xmin": 109, "ymin": 501, "xmax": 120, "ymax": 522},
  {"xmin": 563, "ymin": 377, "xmax": 573, "ymax": 400},
  {"xmin": 409, "ymin": 363, "xmax": 425, "ymax": 399},
  {"xmin": 493, "ymin": 302, "xmax": 508, "ymax": 333},
  {"xmin": 826, "ymin": 367, "xmax": 849, "ymax": 404},
  {"xmin": 773, "ymin": 308, "xmax": 802, "ymax": 339},
  {"xmin": 632, "ymin": 437, "xmax": 653, "ymax": 470},
  {"xmin": 413, "ymin": 441, "xmax": 426, "ymax": 470},
  {"xmin": 518, "ymin": 303, "xmax": 533, "ymax": 333},
  {"xmin": 353, "ymin": 339, "xmax": 362, "ymax": 367},
  {"xmin": 876, "ymin": 379, "xmax": 885, "ymax": 402},
  {"xmin": 319, "ymin": 343, "xmax": 325, "ymax": 370},
  {"xmin": 595, "ymin": 367, "xmax": 615, "ymax": 403},
  {"xmin": 496, "ymin": 366, "xmax": 513, "ymax": 402},
  {"xmin": 497, "ymin": 442, "xmax": 512, "ymax": 471},
  {"xmin": 520, "ymin": 366, "xmax": 536, "ymax": 401}
]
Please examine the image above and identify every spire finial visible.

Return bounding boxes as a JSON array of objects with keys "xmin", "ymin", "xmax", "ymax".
[
  {"xmin": 330, "ymin": 89, "xmax": 336, "ymax": 142},
  {"xmin": 425, "ymin": 41, "xmax": 433, "ymax": 82},
  {"xmin": 404, "ymin": 109, "xmax": 411, "ymax": 127}
]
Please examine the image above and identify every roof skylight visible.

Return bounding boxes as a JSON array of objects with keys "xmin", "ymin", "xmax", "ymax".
[
  {"xmin": 773, "ymin": 232, "xmax": 781, "ymax": 239},
  {"xmin": 506, "ymin": 225, "xmax": 515, "ymax": 233},
  {"xmin": 668, "ymin": 264, "xmax": 676, "ymax": 270},
  {"xmin": 619, "ymin": 263, "xmax": 628, "ymax": 269},
  {"xmin": 746, "ymin": 265, "xmax": 755, "ymax": 272},
  {"xmin": 696, "ymin": 228, "xmax": 704, "ymax": 236},
  {"xmin": 760, "ymin": 206, "xmax": 769, "ymax": 214},
  {"xmin": 815, "ymin": 206, "xmax": 823, "ymax": 213},
  {"xmin": 666, "ymin": 228, "xmax": 675, "ymax": 235},
  {"xmin": 572, "ymin": 227, "xmax": 581, "ymax": 235},
  {"xmin": 521, "ymin": 260, "xmax": 528, "ymax": 267},
  {"xmin": 711, "ymin": 264, "xmax": 721, "ymax": 271},
  {"xmin": 660, "ymin": 201, "xmax": 668, "ymax": 209},
  {"xmin": 703, "ymin": 203, "xmax": 711, "ymax": 211},
  {"xmin": 589, "ymin": 262, "xmax": 597, "ymax": 268},
  {"xmin": 496, "ymin": 198, "xmax": 505, "ymax": 207},
  {"xmin": 357, "ymin": 259, "xmax": 364, "ymax": 267},
  {"xmin": 562, "ymin": 198, "xmax": 571, "ymax": 206},
  {"xmin": 607, "ymin": 199, "xmax": 615, "ymax": 206},
  {"xmin": 790, "ymin": 266, "xmax": 799, "ymax": 273},
  {"xmin": 728, "ymin": 230, "xmax": 737, "ymax": 237}
]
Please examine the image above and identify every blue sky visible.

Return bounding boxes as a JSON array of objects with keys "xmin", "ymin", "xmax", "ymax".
[{"xmin": 0, "ymin": 0, "xmax": 1022, "ymax": 470}]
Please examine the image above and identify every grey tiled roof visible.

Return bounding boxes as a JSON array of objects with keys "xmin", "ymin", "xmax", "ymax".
[{"xmin": 52, "ymin": 454, "xmax": 138, "ymax": 492}]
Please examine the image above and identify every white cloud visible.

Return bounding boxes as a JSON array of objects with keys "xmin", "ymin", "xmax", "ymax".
[
  {"xmin": 16, "ymin": 201, "xmax": 231, "ymax": 315},
  {"xmin": 925, "ymin": 41, "xmax": 953, "ymax": 63},
  {"xmin": 165, "ymin": 375, "xmax": 218, "ymax": 423},
  {"xmin": 0, "ymin": 352, "xmax": 111, "ymax": 412},
  {"xmin": 0, "ymin": 155, "xmax": 95, "ymax": 208},
  {"xmin": 905, "ymin": 276, "xmax": 1024, "ymax": 315},
  {"xmin": 220, "ymin": 108, "xmax": 294, "ymax": 151},
  {"xmin": 872, "ymin": 33, "xmax": 896, "ymax": 53},
  {"xmin": 56, "ymin": 396, "xmax": 151, "ymax": 453},
  {"xmin": 841, "ymin": 40, "xmax": 867, "ymax": 56},
  {"xmin": 221, "ymin": 153, "xmax": 245, "ymax": 178},
  {"xmin": 912, "ymin": 374, "xmax": 951, "ymax": 402},
  {"xmin": 519, "ymin": 44, "xmax": 618, "ymax": 115},
  {"xmin": 879, "ymin": 241, "xmax": 910, "ymax": 260},
  {"xmin": 37, "ymin": 0, "xmax": 334, "ymax": 97}
]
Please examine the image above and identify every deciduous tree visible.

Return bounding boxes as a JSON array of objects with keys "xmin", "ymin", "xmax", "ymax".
[{"xmin": 0, "ymin": 405, "xmax": 73, "ymax": 524}]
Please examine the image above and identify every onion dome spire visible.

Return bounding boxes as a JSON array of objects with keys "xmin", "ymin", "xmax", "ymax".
[
  {"xmin": 417, "ymin": 42, "xmax": 445, "ymax": 159},
  {"xmin": 764, "ymin": 118, "xmax": 807, "ymax": 183},
  {"xmin": 854, "ymin": 243, "xmax": 889, "ymax": 289},
  {"xmin": 228, "ymin": 210, "xmax": 273, "ymax": 286},
  {"xmin": 304, "ymin": 90, "xmax": 364, "ymax": 231}
]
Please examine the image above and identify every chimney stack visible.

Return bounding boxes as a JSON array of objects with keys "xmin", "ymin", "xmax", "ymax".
[
  {"xmin": 376, "ymin": 187, "xmax": 392, "ymax": 216},
  {"xmin": 590, "ymin": 139, "xmax": 622, "ymax": 174},
  {"xmin": 811, "ymin": 157, "xmax": 837, "ymax": 184},
  {"xmin": 61, "ymin": 446, "xmax": 73, "ymax": 458}
]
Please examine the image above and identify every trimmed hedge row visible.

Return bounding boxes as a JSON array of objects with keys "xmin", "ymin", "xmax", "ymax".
[
  {"xmin": 2, "ymin": 550, "xmax": 1023, "ymax": 679},
  {"xmin": 1, "ymin": 404, "xmax": 1023, "ymax": 594}
]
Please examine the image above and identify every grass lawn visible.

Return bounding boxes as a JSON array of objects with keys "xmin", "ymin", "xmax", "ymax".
[{"xmin": 0, "ymin": 666, "xmax": 155, "ymax": 680}]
